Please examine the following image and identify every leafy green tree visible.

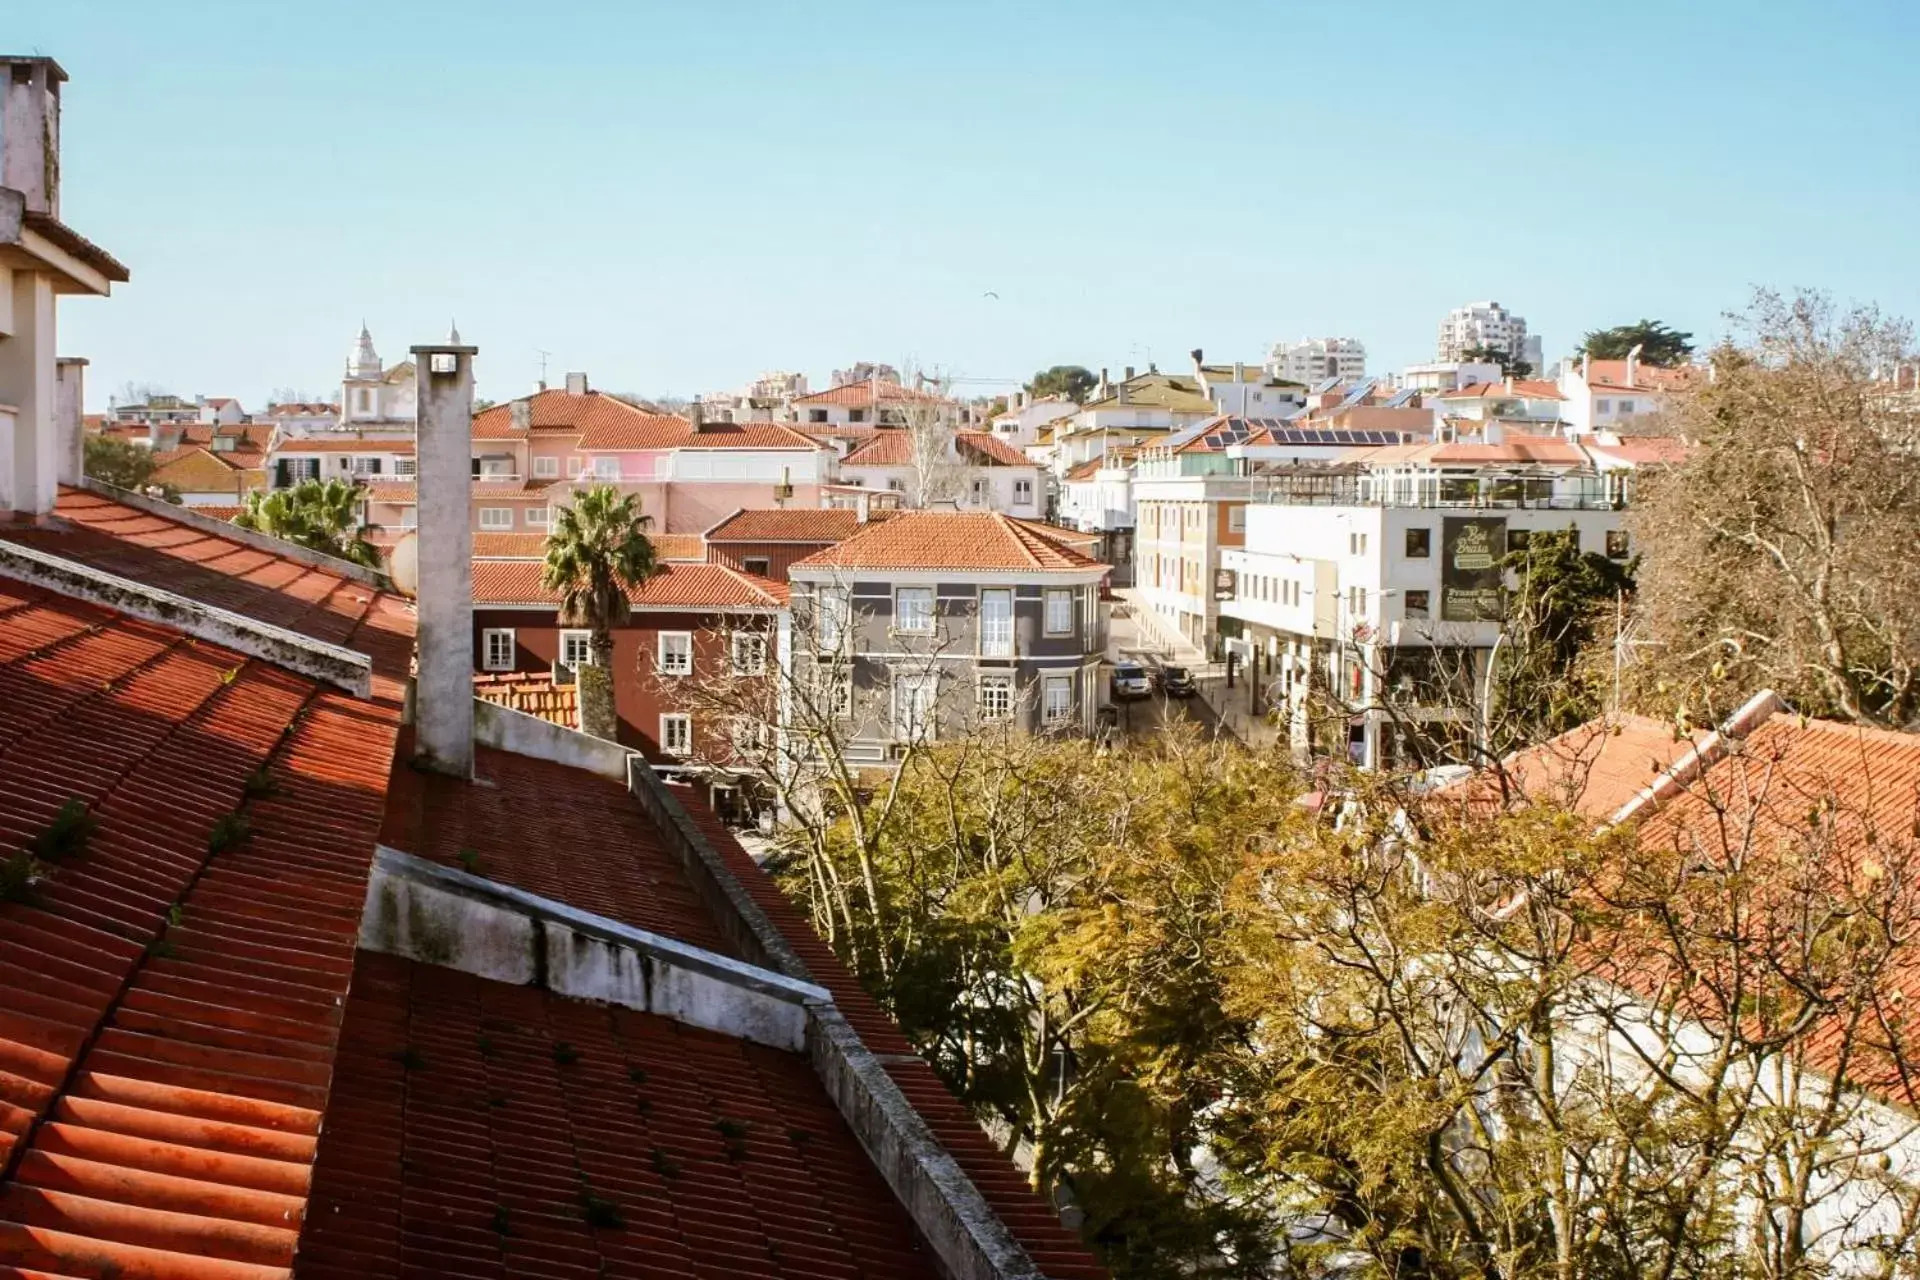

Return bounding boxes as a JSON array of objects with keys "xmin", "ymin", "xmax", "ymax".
[
  {"xmin": 1028, "ymin": 365, "xmax": 1099, "ymax": 403},
  {"xmin": 1578, "ymin": 318, "xmax": 1694, "ymax": 367},
  {"xmin": 541, "ymin": 485, "xmax": 657, "ymax": 740},
  {"xmin": 232, "ymin": 479, "xmax": 378, "ymax": 568},
  {"xmin": 1460, "ymin": 344, "xmax": 1534, "ymax": 379},
  {"xmin": 1486, "ymin": 528, "xmax": 1636, "ymax": 749},
  {"xmin": 84, "ymin": 433, "xmax": 177, "ymax": 500}
]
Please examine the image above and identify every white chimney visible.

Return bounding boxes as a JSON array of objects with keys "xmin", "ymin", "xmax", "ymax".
[
  {"xmin": 564, "ymin": 371, "xmax": 588, "ymax": 395},
  {"xmin": 1581, "ymin": 352, "xmax": 1591, "ymax": 383},
  {"xmin": 687, "ymin": 401, "xmax": 706, "ymax": 432},
  {"xmin": 1625, "ymin": 343, "xmax": 1642, "ymax": 388},
  {"xmin": 855, "ymin": 489, "xmax": 871, "ymax": 523},
  {"xmin": 54, "ymin": 356, "xmax": 85, "ymax": 487},
  {"xmin": 411, "ymin": 338, "xmax": 478, "ymax": 777},
  {"xmin": 1, "ymin": 58, "xmax": 63, "ymax": 217},
  {"xmin": 509, "ymin": 399, "xmax": 531, "ymax": 431}
]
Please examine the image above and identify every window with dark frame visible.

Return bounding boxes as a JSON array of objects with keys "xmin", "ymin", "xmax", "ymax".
[
  {"xmin": 1405, "ymin": 527, "xmax": 1432, "ymax": 558},
  {"xmin": 1405, "ymin": 590, "xmax": 1430, "ymax": 619}
]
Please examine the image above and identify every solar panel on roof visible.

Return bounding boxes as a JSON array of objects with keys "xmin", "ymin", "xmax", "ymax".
[
  {"xmin": 1333, "ymin": 379, "xmax": 1378, "ymax": 411},
  {"xmin": 1309, "ymin": 376, "xmax": 1341, "ymax": 395},
  {"xmin": 1383, "ymin": 387, "xmax": 1418, "ymax": 408}
]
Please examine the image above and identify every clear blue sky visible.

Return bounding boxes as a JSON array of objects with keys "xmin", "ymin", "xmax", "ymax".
[{"xmin": 16, "ymin": 0, "xmax": 1920, "ymax": 410}]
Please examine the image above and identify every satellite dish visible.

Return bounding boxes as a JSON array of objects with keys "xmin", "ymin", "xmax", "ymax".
[{"xmin": 388, "ymin": 531, "xmax": 419, "ymax": 597}]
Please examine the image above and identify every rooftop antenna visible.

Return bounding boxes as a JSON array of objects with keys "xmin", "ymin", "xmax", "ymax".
[{"xmin": 536, "ymin": 348, "xmax": 552, "ymax": 391}]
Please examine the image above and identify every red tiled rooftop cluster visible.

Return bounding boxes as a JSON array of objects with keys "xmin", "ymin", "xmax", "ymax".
[{"xmin": 792, "ymin": 511, "xmax": 1104, "ymax": 575}]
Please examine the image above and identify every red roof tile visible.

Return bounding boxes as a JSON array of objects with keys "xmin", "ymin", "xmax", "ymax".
[
  {"xmin": 189, "ymin": 504, "xmax": 248, "ymax": 522},
  {"xmin": 472, "ymin": 671, "xmax": 577, "ymax": 727},
  {"xmin": 470, "ymin": 479, "xmax": 554, "ymax": 499},
  {"xmin": 472, "ymin": 560, "xmax": 787, "ymax": 609},
  {"xmin": 791, "ymin": 511, "xmax": 1105, "ymax": 575},
  {"xmin": 360, "ymin": 481, "xmax": 415, "ymax": 503},
  {"xmin": 1357, "ymin": 435, "xmax": 1589, "ymax": 467},
  {"xmin": 651, "ymin": 533, "xmax": 706, "ymax": 562},
  {"xmin": 704, "ymin": 508, "xmax": 868, "ymax": 544},
  {"xmin": 790, "ymin": 381, "xmax": 952, "ymax": 408},
  {"xmin": 469, "ymin": 388, "xmax": 644, "ymax": 441},
  {"xmin": 583, "ymin": 417, "xmax": 821, "ymax": 452},
  {"xmin": 1584, "ymin": 359, "xmax": 1695, "ymax": 393},
  {"xmin": 1437, "ymin": 379, "xmax": 1566, "ymax": 401},
  {"xmin": 379, "ymin": 737, "xmax": 735, "ymax": 956},
  {"xmin": 470, "ymin": 532, "xmax": 548, "ymax": 559},
  {"xmin": 296, "ymin": 951, "xmax": 933, "ymax": 1279},
  {"xmin": 840, "ymin": 431, "xmax": 1032, "ymax": 469},
  {"xmin": 1465, "ymin": 713, "xmax": 1699, "ymax": 818},
  {"xmin": 0, "ymin": 570, "xmax": 405, "ymax": 1277}
]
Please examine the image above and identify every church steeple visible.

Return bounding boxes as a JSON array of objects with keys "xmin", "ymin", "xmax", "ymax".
[{"xmin": 348, "ymin": 321, "xmax": 381, "ymax": 378}]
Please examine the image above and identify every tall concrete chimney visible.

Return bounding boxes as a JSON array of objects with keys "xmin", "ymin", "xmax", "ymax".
[
  {"xmin": 687, "ymin": 400, "xmax": 706, "ymax": 432},
  {"xmin": 564, "ymin": 371, "xmax": 588, "ymax": 395},
  {"xmin": 1625, "ymin": 343, "xmax": 1642, "ymax": 388},
  {"xmin": 54, "ymin": 356, "xmax": 85, "ymax": 487},
  {"xmin": 412, "ymin": 338, "xmax": 478, "ymax": 777},
  {"xmin": 1, "ymin": 58, "xmax": 63, "ymax": 217},
  {"xmin": 509, "ymin": 399, "xmax": 530, "ymax": 431}
]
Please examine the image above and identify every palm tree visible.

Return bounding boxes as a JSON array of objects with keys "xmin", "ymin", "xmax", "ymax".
[
  {"xmin": 233, "ymin": 479, "xmax": 380, "ymax": 568},
  {"xmin": 541, "ymin": 485, "xmax": 658, "ymax": 740}
]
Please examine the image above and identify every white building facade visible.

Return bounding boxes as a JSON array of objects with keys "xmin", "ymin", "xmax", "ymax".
[
  {"xmin": 1268, "ymin": 337, "xmax": 1367, "ymax": 385},
  {"xmin": 1436, "ymin": 300, "xmax": 1542, "ymax": 372}
]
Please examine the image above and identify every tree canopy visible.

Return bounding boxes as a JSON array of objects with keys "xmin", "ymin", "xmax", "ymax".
[
  {"xmin": 1028, "ymin": 365, "xmax": 1099, "ymax": 403},
  {"xmin": 1625, "ymin": 289, "xmax": 1920, "ymax": 727},
  {"xmin": 83, "ymin": 434, "xmax": 176, "ymax": 500},
  {"xmin": 541, "ymin": 485, "xmax": 658, "ymax": 738},
  {"xmin": 1459, "ymin": 344, "xmax": 1533, "ymax": 379},
  {"xmin": 232, "ymin": 479, "xmax": 377, "ymax": 567},
  {"xmin": 1578, "ymin": 319, "xmax": 1695, "ymax": 367}
]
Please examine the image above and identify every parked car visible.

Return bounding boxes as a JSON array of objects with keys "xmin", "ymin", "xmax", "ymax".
[
  {"xmin": 1159, "ymin": 665, "xmax": 1197, "ymax": 698},
  {"xmin": 1110, "ymin": 662, "xmax": 1151, "ymax": 700}
]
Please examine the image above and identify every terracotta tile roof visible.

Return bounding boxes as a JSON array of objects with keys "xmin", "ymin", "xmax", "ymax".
[
  {"xmin": 839, "ymin": 430, "xmax": 1033, "ymax": 469},
  {"xmin": 1356, "ymin": 435, "xmax": 1589, "ymax": 467},
  {"xmin": 0, "ymin": 499, "xmax": 412, "ymax": 1277},
  {"xmin": 1012, "ymin": 518, "xmax": 1102, "ymax": 554},
  {"xmin": 471, "ymin": 671, "xmax": 577, "ymax": 727},
  {"xmin": 470, "ymin": 479, "xmax": 555, "ymax": 499},
  {"xmin": 1469, "ymin": 713, "xmax": 1700, "ymax": 818},
  {"xmin": 469, "ymin": 388, "xmax": 643, "ymax": 441},
  {"xmin": 1064, "ymin": 450, "xmax": 1134, "ymax": 482},
  {"xmin": 272, "ymin": 439, "xmax": 415, "ymax": 455},
  {"xmin": 791, "ymin": 511, "xmax": 1105, "ymax": 575},
  {"xmin": 1585, "ymin": 359, "xmax": 1695, "ymax": 393},
  {"xmin": 1586, "ymin": 435, "xmax": 1690, "ymax": 466},
  {"xmin": 266, "ymin": 403, "xmax": 339, "ymax": 418},
  {"xmin": 0, "ymin": 488, "xmax": 415, "ymax": 699},
  {"xmin": 472, "ymin": 560, "xmax": 788, "ymax": 609},
  {"xmin": 704, "ymin": 508, "xmax": 867, "ymax": 544},
  {"xmin": 361, "ymin": 480, "xmax": 416, "ymax": 504},
  {"xmin": 189, "ymin": 504, "xmax": 247, "ymax": 522},
  {"xmin": 790, "ymin": 381, "xmax": 951, "ymax": 408},
  {"xmin": 1437, "ymin": 379, "xmax": 1566, "ymax": 401},
  {"xmin": 651, "ymin": 533, "xmax": 706, "ymax": 562},
  {"xmin": 582, "ymin": 416, "xmax": 821, "ymax": 452},
  {"xmin": 296, "ymin": 951, "xmax": 933, "ymax": 1279},
  {"xmin": 470, "ymin": 532, "xmax": 548, "ymax": 559},
  {"xmin": 380, "ymin": 736, "xmax": 735, "ymax": 956}
]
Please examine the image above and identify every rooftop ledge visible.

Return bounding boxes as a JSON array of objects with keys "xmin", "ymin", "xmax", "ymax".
[{"xmin": 0, "ymin": 536, "xmax": 374, "ymax": 696}]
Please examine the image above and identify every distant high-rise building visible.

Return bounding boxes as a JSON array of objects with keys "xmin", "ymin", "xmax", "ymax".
[
  {"xmin": 1436, "ymin": 301, "xmax": 1536, "ymax": 367},
  {"xmin": 1268, "ymin": 337, "xmax": 1367, "ymax": 384}
]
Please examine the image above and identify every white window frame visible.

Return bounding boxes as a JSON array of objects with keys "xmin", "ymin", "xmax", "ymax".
[
  {"xmin": 978, "ymin": 674, "xmax": 1014, "ymax": 720},
  {"xmin": 479, "ymin": 507, "xmax": 515, "ymax": 530},
  {"xmin": 593, "ymin": 456, "xmax": 620, "ymax": 480},
  {"xmin": 660, "ymin": 713, "xmax": 692, "ymax": 757},
  {"xmin": 730, "ymin": 630, "xmax": 767, "ymax": 675},
  {"xmin": 1228, "ymin": 505, "xmax": 1246, "ymax": 533},
  {"xmin": 1043, "ymin": 588, "xmax": 1073, "ymax": 636},
  {"xmin": 657, "ymin": 631, "xmax": 693, "ymax": 677},
  {"xmin": 815, "ymin": 664, "xmax": 853, "ymax": 719},
  {"xmin": 1013, "ymin": 478, "xmax": 1033, "ymax": 504},
  {"xmin": 816, "ymin": 586, "xmax": 851, "ymax": 653},
  {"xmin": 1042, "ymin": 675, "xmax": 1073, "ymax": 724},
  {"xmin": 525, "ymin": 506, "xmax": 550, "ymax": 529},
  {"xmin": 894, "ymin": 587, "xmax": 935, "ymax": 635},
  {"xmin": 533, "ymin": 455, "xmax": 560, "ymax": 479},
  {"xmin": 481, "ymin": 628, "xmax": 516, "ymax": 672},
  {"xmin": 893, "ymin": 672, "xmax": 939, "ymax": 742},
  {"xmin": 559, "ymin": 629, "xmax": 594, "ymax": 670},
  {"xmin": 394, "ymin": 457, "xmax": 417, "ymax": 477},
  {"xmin": 566, "ymin": 455, "xmax": 582, "ymax": 478},
  {"xmin": 979, "ymin": 588, "xmax": 1014, "ymax": 658},
  {"xmin": 742, "ymin": 556, "xmax": 771, "ymax": 577}
]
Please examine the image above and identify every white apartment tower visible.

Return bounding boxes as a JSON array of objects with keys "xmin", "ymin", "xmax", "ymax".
[
  {"xmin": 1436, "ymin": 301, "xmax": 1541, "ymax": 370},
  {"xmin": 1269, "ymin": 337, "xmax": 1367, "ymax": 384}
]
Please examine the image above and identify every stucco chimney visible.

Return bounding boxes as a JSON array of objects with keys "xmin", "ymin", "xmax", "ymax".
[
  {"xmin": 855, "ymin": 489, "xmax": 871, "ymax": 523},
  {"xmin": 1234, "ymin": 361, "xmax": 1245, "ymax": 383},
  {"xmin": 1504, "ymin": 375, "xmax": 1514, "ymax": 394},
  {"xmin": 152, "ymin": 422, "xmax": 183, "ymax": 453},
  {"xmin": 509, "ymin": 399, "xmax": 530, "ymax": 431},
  {"xmin": 411, "ymin": 338, "xmax": 479, "ymax": 777},
  {"xmin": 1, "ymin": 57, "xmax": 63, "ymax": 217},
  {"xmin": 1625, "ymin": 344, "xmax": 1642, "ymax": 388},
  {"xmin": 54, "ymin": 356, "xmax": 85, "ymax": 487},
  {"xmin": 687, "ymin": 400, "xmax": 706, "ymax": 432},
  {"xmin": 1581, "ymin": 352, "xmax": 1591, "ymax": 383},
  {"xmin": 1117, "ymin": 382, "xmax": 1132, "ymax": 406},
  {"xmin": 1124, "ymin": 365, "xmax": 1135, "ymax": 381},
  {"xmin": 564, "ymin": 371, "xmax": 588, "ymax": 395},
  {"xmin": 1097, "ymin": 368, "xmax": 1110, "ymax": 400}
]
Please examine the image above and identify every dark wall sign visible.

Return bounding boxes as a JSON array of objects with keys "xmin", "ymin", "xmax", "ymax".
[
  {"xmin": 1441, "ymin": 517, "xmax": 1506, "ymax": 621},
  {"xmin": 1213, "ymin": 567, "xmax": 1237, "ymax": 601}
]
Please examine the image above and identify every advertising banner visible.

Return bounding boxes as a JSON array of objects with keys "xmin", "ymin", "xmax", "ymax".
[{"xmin": 1440, "ymin": 517, "xmax": 1506, "ymax": 622}]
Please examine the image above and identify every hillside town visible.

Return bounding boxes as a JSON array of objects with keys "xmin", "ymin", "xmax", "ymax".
[{"xmin": 6, "ymin": 29, "xmax": 1920, "ymax": 1280}]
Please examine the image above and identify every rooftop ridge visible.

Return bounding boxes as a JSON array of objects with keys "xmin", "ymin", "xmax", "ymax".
[
  {"xmin": 78, "ymin": 478, "xmax": 388, "ymax": 589},
  {"xmin": 0, "ymin": 536, "xmax": 373, "ymax": 696}
]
